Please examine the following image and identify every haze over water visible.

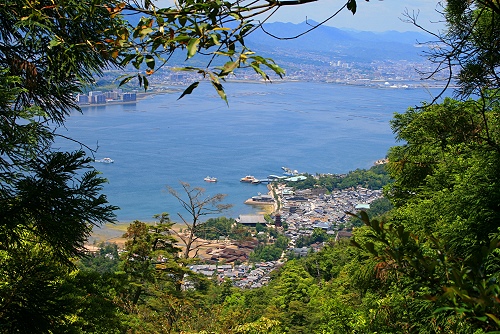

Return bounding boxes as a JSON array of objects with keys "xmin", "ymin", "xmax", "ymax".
[{"xmin": 57, "ymin": 81, "xmax": 442, "ymax": 223}]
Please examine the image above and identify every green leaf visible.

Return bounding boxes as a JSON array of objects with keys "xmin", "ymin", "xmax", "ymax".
[
  {"xmin": 145, "ymin": 55, "xmax": 155, "ymax": 69},
  {"xmin": 486, "ymin": 313, "xmax": 500, "ymax": 326},
  {"xmin": 118, "ymin": 76, "xmax": 134, "ymax": 87},
  {"xmin": 347, "ymin": 0, "xmax": 357, "ymax": 14},
  {"xmin": 220, "ymin": 61, "xmax": 239, "ymax": 76},
  {"xmin": 139, "ymin": 27, "xmax": 153, "ymax": 39},
  {"xmin": 360, "ymin": 211, "xmax": 370, "ymax": 225},
  {"xmin": 187, "ymin": 38, "xmax": 200, "ymax": 59},
  {"xmin": 240, "ymin": 23, "xmax": 254, "ymax": 36},
  {"xmin": 210, "ymin": 33, "xmax": 221, "ymax": 45},
  {"xmin": 48, "ymin": 39, "xmax": 61, "ymax": 48},
  {"xmin": 433, "ymin": 306, "xmax": 455, "ymax": 314},
  {"xmin": 350, "ymin": 238, "xmax": 361, "ymax": 249},
  {"xmin": 267, "ymin": 63, "xmax": 285, "ymax": 78},
  {"xmin": 364, "ymin": 242, "xmax": 377, "ymax": 256},
  {"xmin": 211, "ymin": 80, "xmax": 228, "ymax": 104},
  {"xmin": 119, "ymin": 53, "xmax": 136, "ymax": 66},
  {"xmin": 178, "ymin": 82, "xmax": 199, "ymax": 100},
  {"xmin": 250, "ymin": 63, "xmax": 268, "ymax": 80},
  {"xmin": 179, "ymin": 16, "xmax": 187, "ymax": 27},
  {"xmin": 133, "ymin": 55, "xmax": 144, "ymax": 69}
]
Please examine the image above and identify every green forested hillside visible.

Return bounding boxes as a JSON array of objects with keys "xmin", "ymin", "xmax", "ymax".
[
  {"xmin": 290, "ymin": 164, "xmax": 392, "ymax": 191},
  {"xmin": 2, "ymin": 0, "xmax": 500, "ymax": 333}
]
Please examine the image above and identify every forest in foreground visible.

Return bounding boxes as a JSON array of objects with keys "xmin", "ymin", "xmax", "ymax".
[{"xmin": 1, "ymin": 0, "xmax": 500, "ymax": 333}]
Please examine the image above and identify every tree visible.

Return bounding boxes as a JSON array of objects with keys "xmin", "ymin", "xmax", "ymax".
[
  {"xmin": 194, "ymin": 216, "xmax": 237, "ymax": 240},
  {"xmin": 1, "ymin": 1, "xmax": 121, "ymax": 330},
  {"xmin": 103, "ymin": 0, "xmax": 360, "ymax": 101},
  {"xmin": 270, "ymin": 261, "xmax": 317, "ymax": 333},
  {"xmin": 385, "ymin": 96, "xmax": 500, "ymax": 257},
  {"xmin": 351, "ymin": 211, "xmax": 500, "ymax": 331},
  {"xmin": 249, "ymin": 244, "xmax": 283, "ymax": 262},
  {"xmin": 323, "ymin": 4, "xmax": 500, "ymax": 331},
  {"xmin": 408, "ymin": 0, "xmax": 500, "ymax": 103},
  {"xmin": 167, "ymin": 181, "xmax": 232, "ymax": 258},
  {"xmin": 0, "ymin": 0, "xmax": 120, "ymax": 259},
  {"xmin": 118, "ymin": 219, "xmax": 212, "ymax": 332},
  {"xmin": 120, "ymin": 221, "xmax": 158, "ymax": 305},
  {"xmin": 78, "ymin": 242, "xmax": 120, "ymax": 274}
]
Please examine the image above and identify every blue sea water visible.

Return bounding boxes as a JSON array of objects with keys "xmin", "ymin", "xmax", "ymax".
[{"xmin": 56, "ymin": 81, "xmax": 442, "ymax": 223}]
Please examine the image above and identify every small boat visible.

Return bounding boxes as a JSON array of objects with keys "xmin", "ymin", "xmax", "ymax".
[
  {"xmin": 240, "ymin": 175, "xmax": 256, "ymax": 183},
  {"xmin": 282, "ymin": 166, "xmax": 298, "ymax": 176},
  {"xmin": 95, "ymin": 157, "xmax": 114, "ymax": 163},
  {"xmin": 204, "ymin": 176, "xmax": 217, "ymax": 182}
]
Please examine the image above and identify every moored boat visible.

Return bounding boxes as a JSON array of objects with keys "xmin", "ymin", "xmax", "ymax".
[
  {"xmin": 204, "ymin": 176, "xmax": 217, "ymax": 182},
  {"xmin": 95, "ymin": 157, "xmax": 114, "ymax": 163},
  {"xmin": 282, "ymin": 166, "xmax": 298, "ymax": 176},
  {"xmin": 240, "ymin": 175, "xmax": 256, "ymax": 183}
]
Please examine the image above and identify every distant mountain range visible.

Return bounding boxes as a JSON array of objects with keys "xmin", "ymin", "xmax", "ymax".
[
  {"xmin": 245, "ymin": 21, "xmax": 433, "ymax": 63},
  {"xmin": 123, "ymin": 15, "xmax": 434, "ymax": 69}
]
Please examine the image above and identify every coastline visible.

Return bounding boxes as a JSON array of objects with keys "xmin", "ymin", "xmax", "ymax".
[
  {"xmin": 73, "ymin": 80, "xmax": 431, "ymax": 240},
  {"xmin": 244, "ymin": 184, "xmax": 281, "ymax": 214},
  {"xmin": 77, "ymin": 89, "xmax": 181, "ymax": 109}
]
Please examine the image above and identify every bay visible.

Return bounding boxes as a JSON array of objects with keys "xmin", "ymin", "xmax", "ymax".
[{"xmin": 56, "ymin": 81, "xmax": 442, "ymax": 223}]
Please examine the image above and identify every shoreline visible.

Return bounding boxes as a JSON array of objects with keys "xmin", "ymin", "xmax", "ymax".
[
  {"xmin": 77, "ymin": 89, "xmax": 181, "ymax": 108},
  {"xmin": 244, "ymin": 184, "xmax": 280, "ymax": 213}
]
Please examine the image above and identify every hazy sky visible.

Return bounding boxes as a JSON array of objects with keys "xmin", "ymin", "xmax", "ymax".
[
  {"xmin": 268, "ymin": 0, "xmax": 446, "ymax": 32},
  {"xmin": 154, "ymin": 0, "xmax": 446, "ymax": 32}
]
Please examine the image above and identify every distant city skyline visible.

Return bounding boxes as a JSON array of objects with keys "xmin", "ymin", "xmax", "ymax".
[{"xmin": 154, "ymin": 0, "xmax": 446, "ymax": 32}]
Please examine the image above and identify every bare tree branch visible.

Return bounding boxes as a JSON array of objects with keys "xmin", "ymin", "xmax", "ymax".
[{"xmin": 167, "ymin": 181, "xmax": 232, "ymax": 258}]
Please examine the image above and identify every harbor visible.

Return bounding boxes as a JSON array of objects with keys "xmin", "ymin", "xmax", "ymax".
[{"xmin": 57, "ymin": 81, "xmax": 437, "ymax": 222}]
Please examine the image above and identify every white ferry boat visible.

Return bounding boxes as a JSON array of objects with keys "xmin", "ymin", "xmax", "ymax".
[
  {"xmin": 95, "ymin": 157, "xmax": 114, "ymax": 163},
  {"xmin": 204, "ymin": 176, "xmax": 217, "ymax": 182}
]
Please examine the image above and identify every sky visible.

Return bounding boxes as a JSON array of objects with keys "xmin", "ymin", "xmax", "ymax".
[
  {"xmin": 266, "ymin": 0, "xmax": 446, "ymax": 32},
  {"xmin": 154, "ymin": 0, "xmax": 447, "ymax": 32},
  {"xmin": 267, "ymin": 0, "xmax": 446, "ymax": 32}
]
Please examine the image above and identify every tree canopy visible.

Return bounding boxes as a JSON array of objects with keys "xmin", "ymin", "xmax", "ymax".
[{"xmin": 1, "ymin": 1, "xmax": 122, "ymax": 330}]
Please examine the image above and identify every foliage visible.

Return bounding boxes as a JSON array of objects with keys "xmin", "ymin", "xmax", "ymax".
[
  {"xmin": 109, "ymin": 0, "xmax": 359, "ymax": 100},
  {"xmin": 233, "ymin": 317, "xmax": 283, "ymax": 334},
  {"xmin": 0, "ymin": 0, "xmax": 120, "ymax": 330},
  {"xmin": 117, "ymin": 219, "xmax": 215, "ymax": 333},
  {"xmin": 194, "ymin": 216, "xmax": 235, "ymax": 240},
  {"xmin": 249, "ymin": 235, "xmax": 288, "ymax": 262},
  {"xmin": 386, "ymin": 96, "xmax": 500, "ymax": 257},
  {"xmin": 0, "ymin": 0, "xmax": 366, "ymax": 332},
  {"xmin": 193, "ymin": 216, "xmax": 253, "ymax": 241},
  {"xmin": 295, "ymin": 227, "xmax": 329, "ymax": 248},
  {"xmin": 9, "ymin": 0, "xmax": 500, "ymax": 332},
  {"xmin": 348, "ymin": 196, "xmax": 393, "ymax": 227},
  {"xmin": 78, "ymin": 242, "xmax": 120, "ymax": 274},
  {"xmin": 419, "ymin": 0, "xmax": 500, "ymax": 101},
  {"xmin": 104, "ymin": 0, "xmax": 296, "ymax": 100},
  {"xmin": 351, "ymin": 211, "xmax": 500, "ymax": 332},
  {"xmin": 249, "ymin": 244, "xmax": 283, "ymax": 262},
  {"xmin": 255, "ymin": 223, "xmax": 268, "ymax": 233},
  {"xmin": 290, "ymin": 164, "xmax": 392, "ymax": 191}
]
